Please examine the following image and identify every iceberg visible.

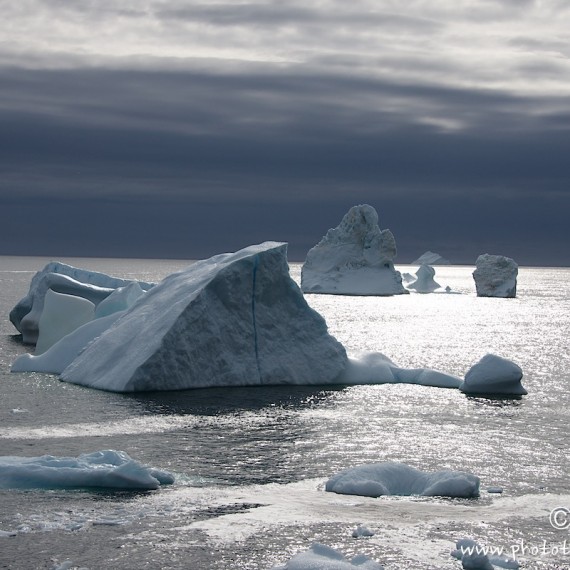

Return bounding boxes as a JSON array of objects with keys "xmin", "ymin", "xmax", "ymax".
[
  {"xmin": 10, "ymin": 261, "xmax": 153, "ymax": 344},
  {"xmin": 272, "ymin": 543, "xmax": 384, "ymax": 570},
  {"xmin": 325, "ymin": 462, "xmax": 480, "ymax": 498},
  {"xmin": 94, "ymin": 281, "xmax": 145, "ymax": 318},
  {"xmin": 60, "ymin": 242, "xmax": 348, "ymax": 392},
  {"xmin": 335, "ymin": 352, "xmax": 462, "ymax": 389},
  {"xmin": 472, "ymin": 254, "xmax": 518, "ymax": 298},
  {"xmin": 406, "ymin": 264, "xmax": 441, "ymax": 293},
  {"xmin": 301, "ymin": 204, "xmax": 408, "ymax": 296},
  {"xmin": 35, "ymin": 289, "xmax": 95, "ymax": 354},
  {"xmin": 459, "ymin": 354, "xmax": 527, "ymax": 396},
  {"xmin": 452, "ymin": 539, "xmax": 520, "ymax": 569},
  {"xmin": 0, "ymin": 450, "xmax": 174, "ymax": 490},
  {"xmin": 412, "ymin": 251, "xmax": 450, "ymax": 265}
]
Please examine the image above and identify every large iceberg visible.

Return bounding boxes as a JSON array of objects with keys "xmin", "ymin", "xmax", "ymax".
[
  {"xmin": 60, "ymin": 242, "xmax": 348, "ymax": 392},
  {"xmin": 273, "ymin": 543, "xmax": 384, "ymax": 570},
  {"xmin": 0, "ymin": 450, "xmax": 174, "ymax": 490},
  {"xmin": 406, "ymin": 264, "xmax": 441, "ymax": 293},
  {"xmin": 10, "ymin": 262, "xmax": 153, "ymax": 344},
  {"xmin": 472, "ymin": 254, "xmax": 518, "ymax": 298},
  {"xmin": 325, "ymin": 462, "xmax": 480, "ymax": 498},
  {"xmin": 301, "ymin": 205, "xmax": 407, "ymax": 296},
  {"xmin": 459, "ymin": 354, "xmax": 527, "ymax": 396},
  {"xmin": 412, "ymin": 251, "xmax": 451, "ymax": 265}
]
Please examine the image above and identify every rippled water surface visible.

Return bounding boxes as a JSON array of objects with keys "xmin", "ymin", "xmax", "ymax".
[{"xmin": 0, "ymin": 256, "xmax": 569, "ymax": 569}]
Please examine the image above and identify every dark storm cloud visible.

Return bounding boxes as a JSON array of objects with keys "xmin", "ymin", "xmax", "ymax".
[{"xmin": 1, "ymin": 1, "xmax": 569, "ymax": 264}]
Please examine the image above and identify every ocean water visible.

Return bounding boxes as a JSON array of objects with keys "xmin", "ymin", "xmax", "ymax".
[{"xmin": 0, "ymin": 256, "xmax": 569, "ymax": 570}]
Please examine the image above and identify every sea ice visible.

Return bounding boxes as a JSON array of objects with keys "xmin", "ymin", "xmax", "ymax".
[
  {"xmin": 325, "ymin": 462, "xmax": 480, "ymax": 498},
  {"xmin": 35, "ymin": 290, "xmax": 95, "ymax": 354},
  {"xmin": 301, "ymin": 204, "xmax": 408, "ymax": 296},
  {"xmin": 406, "ymin": 264, "xmax": 441, "ymax": 293},
  {"xmin": 412, "ymin": 251, "xmax": 451, "ymax": 265},
  {"xmin": 459, "ymin": 354, "xmax": 527, "ymax": 396},
  {"xmin": 272, "ymin": 543, "xmax": 384, "ymax": 569},
  {"xmin": 0, "ymin": 450, "xmax": 174, "ymax": 490},
  {"xmin": 10, "ymin": 262, "xmax": 153, "ymax": 344},
  {"xmin": 334, "ymin": 352, "xmax": 462, "ymax": 389},
  {"xmin": 472, "ymin": 254, "xmax": 518, "ymax": 298},
  {"xmin": 60, "ymin": 242, "xmax": 348, "ymax": 392}
]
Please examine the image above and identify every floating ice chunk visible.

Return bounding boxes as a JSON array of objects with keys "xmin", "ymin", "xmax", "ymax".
[
  {"xmin": 412, "ymin": 251, "xmax": 451, "ymax": 265},
  {"xmin": 61, "ymin": 242, "xmax": 347, "ymax": 392},
  {"xmin": 11, "ymin": 311, "xmax": 124, "ymax": 375},
  {"xmin": 35, "ymin": 290, "xmax": 95, "ymax": 355},
  {"xmin": 486, "ymin": 487, "xmax": 503, "ymax": 494},
  {"xmin": 301, "ymin": 204, "xmax": 407, "ymax": 296},
  {"xmin": 0, "ymin": 450, "xmax": 174, "ymax": 490},
  {"xmin": 272, "ymin": 543, "xmax": 384, "ymax": 569},
  {"xmin": 334, "ymin": 352, "xmax": 462, "ymax": 389},
  {"xmin": 326, "ymin": 462, "xmax": 480, "ymax": 498},
  {"xmin": 10, "ymin": 262, "xmax": 153, "ymax": 344},
  {"xmin": 473, "ymin": 254, "xmax": 518, "ymax": 298},
  {"xmin": 406, "ymin": 264, "xmax": 441, "ymax": 293},
  {"xmin": 401, "ymin": 272, "xmax": 415, "ymax": 283},
  {"xmin": 452, "ymin": 539, "xmax": 519, "ymax": 570},
  {"xmin": 352, "ymin": 524, "xmax": 374, "ymax": 538},
  {"xmin": 94, "ymin": 281, "xmax": 145, "ymax": 318},
  {"xmin": 459, "ymin": 354, "xmax": 527, "ymax": 396}
]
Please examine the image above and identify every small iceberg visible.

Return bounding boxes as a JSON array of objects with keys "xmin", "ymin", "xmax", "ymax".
[
  {"xmin": 473, "ymin": 254, "xmax": 518, "ymax": 298},
  {"xmin": 459, "ymin": 354, "xmax": 527, "ymax": 396},
  {"xmin": 325, "ymin": 462, "xmax": 480, "ymax": 498},
  {"xmin": 0, "ymin": 450, "xmax": 174, "ymax": 490},
  {"xmin": 272, "ymin": 543, "xmax": 384, "ymax": 570},
  {"xmin": 412, "ymin": 251, "xmax": 451, "ymax": 265},
  {"xmin": 406, "ymin": 264, "xmax": 441, "ymax": 293}
]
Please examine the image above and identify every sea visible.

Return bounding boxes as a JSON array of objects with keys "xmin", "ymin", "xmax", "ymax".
[{"xmin": 0, "ymin": 256, "xmax": 569, "ymax": 570}]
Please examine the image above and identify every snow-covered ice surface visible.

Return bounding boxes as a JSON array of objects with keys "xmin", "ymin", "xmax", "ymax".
[{"xmin": 1, "ymin": 258, "xmax": 569, "ymax": 569}]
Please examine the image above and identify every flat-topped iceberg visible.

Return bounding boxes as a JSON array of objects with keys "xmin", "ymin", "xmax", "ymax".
[
  {"xmin": 452, "ymin": 539, "xmax": 520, "ymax": 570},
  {"xmin": 325, "ymin": 462, "xmax": 480, "ymax": 498},
  {"xmin": 61, "ymin": 242, "xmax": 348, "ymax": 392},
  {"xmin": 10, "ymin": 261, "xmax": 153, "ymax": 344},
  {"xmin": 273, "ymin": 543, "xmax": 384, "ymax": 570},
  {"xmin": 459, "ymin": 354, "xmax": 527, "ymax": 396},
  {"xmin": 412, "ymin": 251, "xmax": 451, "ymax": 265},
  {"xmin": 0, "ymin": 450, "xmax": 174, "ymax": 490},
  {"xmin": 301, "ymin": 204, "xmax": 407, "ymax": 296},
  {"xmin": 473, "ymin": 254, "xmax": 518, "ymax": 298},
  {"xmin": 406, "ymin": 264, "xmax": 441, "ymax": 293}
]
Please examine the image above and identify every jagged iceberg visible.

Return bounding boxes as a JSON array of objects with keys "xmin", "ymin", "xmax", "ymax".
[
  {"xmin": 406, "ymin": 264, "xmax": 441, "ymax": 293},
  {"xmin": 301, "ymin": 204, "xmax": 407, "ymax": 296},
  {"xmin": 60, "ymin": 242, "xmax": 348, "ymax": 392},
  {"xmin": 272, "ymin": 543, "xmax": 384, "ymax": 570},
  {"xmin": 0, "ymin": 450, "xmax": 174, "ymax": 490},
  {"xmin": 459, "ymin": 354, "xmax": 527, "ymax": 396},
  {"xmin": 325, "ymin": 462, "xmax": 480, "ymax": 498},
  {"xmin": 472, "ymin": 254, "xmax": 518, "ymax": 298},
  {"xmin": 10, "ymin": 261, "xmax": 153, "ymax": 344},
  {"xmin": 412, "ymin": 251, "xmax": 451, "ymax": 265}
]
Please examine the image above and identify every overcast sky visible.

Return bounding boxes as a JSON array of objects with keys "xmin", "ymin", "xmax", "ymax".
[{"xmin": 1, "ymin": 0, "xmax": 569, "ymax": 265}]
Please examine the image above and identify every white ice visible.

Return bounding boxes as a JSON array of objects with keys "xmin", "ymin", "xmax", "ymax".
[
  {"xmin": 11, "ymin": 311, "xmax": 124, "ymax": 375},
  {"xmin": 272, "ymin": 543, "xmax": 384, "ymax": 570},
  {"xmin": 325, "ymin": 462, "xmax": 480, "ymax": 498},
  {"xmin": 35, "ymin": 289, "xmax": 95, "ymax": 354},
  {"xmin": 452, "ymin": 539, "xmax": 520, "ymax": 569},
  {"xmin": 352, "ymin": 524, "xmax": 375, "ymax": 538},
  {"xmin": 9, "ymin": 261, "xmax": 153, "ymax": 344},
  {"xmin": 459, "ymin": 354, "xmax": 527, "ymax": 396},
  {"xmin": 0, "ymin": 450, "xmax": 174, "ymax": 490},
  {"xmin": 406, "ymin": 264, "xmax": 441, "ymax": 293},
  {"xmin": 412, "ymin": 251, "xmax": 451, "ymax": 265},
  {"xmin": 334, "ymin": 352, "xmax": 462, "ymax": 389},
  {"xmin": 301, "ymin": 204, "xmax": 407, "ymax": 296},
  {"xmin": 94, "ymin": 281, "xmax": 145, "ymax": 318},
  {"xmin": 472, "ymin": 254, "xmax": 518, "ymax": 298},
  {"xmin": 61, "ymin": 242, "xmax": 348, "ymax": 392}
]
